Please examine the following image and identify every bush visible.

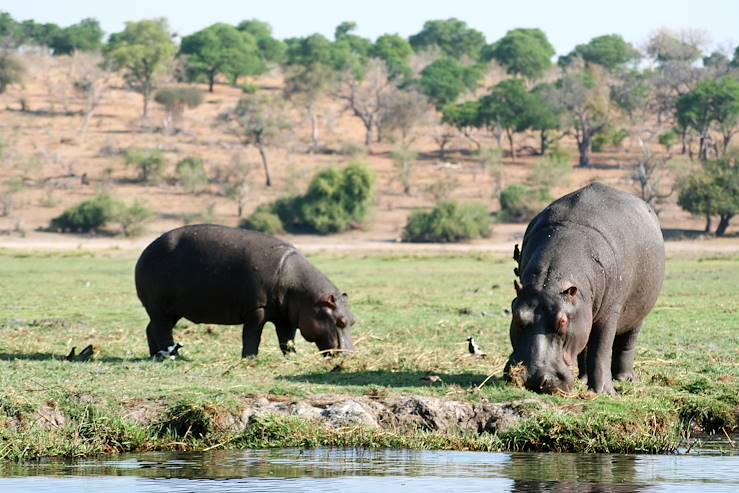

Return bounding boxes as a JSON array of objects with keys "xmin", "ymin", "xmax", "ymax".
[
  {"xmin": 592, "ymin": 128, "xmax": 629, "ymax": 152},
  {"xmin": 240, "ymin": 207, "xmax": 284, "ymax": 235},
  {"xmin": 116, "ymin": 200, "xmax": 153, "ymax": 237},
  {"xmin": 154, "ymin": 87, "xmax": 203, "ymax": 110},
  {"xmin": 265, "ymin": 162, "xmax": 375, "ymax": 235},
  {"xmin": 658, "ymin": 130, "xmax": 679, "ymax": 152},
  {"xmin": 403, "ymin": 201, "xmax": 491, "ymax": 243},
  {"xmin": 50, "ymin": 194, "xmax": 117, "ymax": 233},
  {"xmin": 175, "ymin": 157, "xmax": 209, "ymax": 193},
  {"xmin": 125, "ymin": 148, "xmax": 165, "ymax": 184},
  {"xmin": 530, "ymin": 149, "xmax": 572, "ymax": 189},
  {"xmin": 498, "ymin": 184, "xmax": 551, "ymax": 223},
  {"xmin": 239, "ymin": 83, "xmax": 258, "ymax": 94}
]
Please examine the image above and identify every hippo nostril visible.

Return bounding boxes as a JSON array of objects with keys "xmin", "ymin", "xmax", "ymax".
[{"xmin": 539, "ymin": 375, "xmax": 551, "ymax": 390}]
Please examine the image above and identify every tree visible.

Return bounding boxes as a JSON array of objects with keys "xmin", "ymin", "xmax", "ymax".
[
  {"xmin": 479, "ymin": 79, "xmax": 537, "ymax": 161},
  {"xmin": 485, "ymin": 28, "xmax": 555, "ymax": 82},
  {"xmin": 559, "ymin": 34, "xmax": 639, "ymax": 71},
  {"xmin": 610, "ymin": 69, "xmax": 652, "ymax": 125},
  {"xmin": 104, "ymin": 19, "xmax": 176, "ymax": 119},
  {"xmin": 284, "ymin": 33, "xmax": 334, "ymax": 67},
  {"xmin": 676, "ymin": 78, "xmax": 739, "ymax": 160},
  {"xmin": 219, "ymin": 94, "xmax": 290, "ymax": 187},
  {"xmin": 529, "ymin": 83, "xmax": 564, "ymax": 154},
  {"xmin": 0, "ymin": 50, "xmax": 24, "ymax": 94},
  {"xmin": 555, "ymin": 67, "xmax": 616, "ymax": 167},
  {"xmin": 20, "ymin": 20, "xmax": 61, "ymax": 47},
  {"xmin": 417, "ymin": 57, "xmax": 483, "ymax": 109},
  {"xmin": 337, "ymin": 59, "xmax": 393, "ymax": 149},
  {"xmin": 442, "ymin": 100, "xmax": 483, "ymax": 150},
  {"xmin": 180, "ymin": 23, "xmax": 264, "ymax": 92},
  {"xmin": 72, "ymin": 53, "xmax": 112, "ymax": 135},
  {"xmin": 646, "ymin": 29, "xmax": 705, "ymax": 65},
  {"xmin": 377, "ymin": 89, "xmax": 432, "ymax": 145},
  {"xmin": 49, "ymin": 18, "xmax": 103, "ymax": 56},
  {"xmin": 331, "ymin": 22, "xmax": 372, "ymax": 77},
  {"xmin": 284, "ymin": 63, "xmax": 333, "ymax": 152},
  {"xmin": 409, "ymin": 18, "xmax": 486, "ymax": 60},
  {"xmin": 237, "ymin": 19, "xmax": 286, "ymax": 64},
  {"xmin": 391, "ymin": 146, "xmax": 418, "ymax": 195},
  {"xmin": 371, "ymin": 34, "xmax": 414, "ymax": 81},
  {"xmin": 154, "ymin": 86, "xmax": 203, "ymax": 133},
  {"xmin": 678, "ymin": 155, "xmax": 739, "ymax": 236}
]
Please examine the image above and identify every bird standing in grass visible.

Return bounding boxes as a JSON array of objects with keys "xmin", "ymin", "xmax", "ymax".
[
  {"xmin": 155, "ymin": 342, "xmax": 183, "ymax": 360},
  {"xmin": 467, "ymin": 337, "xmax": 486, "ymax": 358}
]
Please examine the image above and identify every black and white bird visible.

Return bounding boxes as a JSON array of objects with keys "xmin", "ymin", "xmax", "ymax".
[
  {"xmin": 155, "ymin": 342, "xmax": 183, "ymax": 361},
  {"xmin": 467, "ymin": 337, "xmax": 486, "ymax": 357}
]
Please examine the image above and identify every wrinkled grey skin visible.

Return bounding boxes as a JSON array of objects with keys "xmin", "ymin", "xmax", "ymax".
[
  {"xmin": 505, "ymin": 183, "xmax": 665, "ymax": 394},
  {"xmin": 135, "ymin": 224, "xmax": 355, "ymax": 358}
]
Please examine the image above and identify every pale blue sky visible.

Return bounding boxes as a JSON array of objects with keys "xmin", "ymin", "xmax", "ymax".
[{"xmin": 2, "ymin": 0, "xmax": 738, "ymax": 55}]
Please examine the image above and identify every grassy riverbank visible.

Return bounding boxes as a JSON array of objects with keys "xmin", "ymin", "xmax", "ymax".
[{"xmin": 0, "ymin": 250, "xmax": 737, "ymax": 460}]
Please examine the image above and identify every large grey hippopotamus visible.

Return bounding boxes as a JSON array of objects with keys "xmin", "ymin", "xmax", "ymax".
[
  {"xmin": 135, "ymin": 224, "xmax": 355, "ymax": 358},
  {"xmin": 505, "ymin": 183, "xmax": 665, "ymax": 394}
]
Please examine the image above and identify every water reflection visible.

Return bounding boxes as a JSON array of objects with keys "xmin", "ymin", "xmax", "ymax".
[{"xmin": 0, "ymin": 448, "xmax": 737, "ymax": 493}]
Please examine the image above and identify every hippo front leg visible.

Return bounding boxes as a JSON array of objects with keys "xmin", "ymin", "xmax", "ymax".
[
  {"xmin": 242, "ymin": 308, "xmax": 267, "ymax": 358},
  {"xmin": 612, "ymin": 325, "xmax": 642, "ymax": 382},
  {"xmin": 577, "ymin": 349, "xmax": 588, "ymax": 384},
  {"xmin": 276, "ymin": 323, "xmax": 297, "ymax": 355},
  {"xmin": 586, "ymin": 319, "xmax": 618, "ymax": 395}
]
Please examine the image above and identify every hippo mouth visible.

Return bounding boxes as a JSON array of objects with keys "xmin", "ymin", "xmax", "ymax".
[{"xmin": 505, "ymin": 358, "xmax": 573, "ymax": 394}]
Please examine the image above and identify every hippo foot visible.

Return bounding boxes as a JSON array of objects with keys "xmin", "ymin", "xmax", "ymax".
[{"xmin": 614, "ymin": 371, "xmax": 636, "ymax": 382}]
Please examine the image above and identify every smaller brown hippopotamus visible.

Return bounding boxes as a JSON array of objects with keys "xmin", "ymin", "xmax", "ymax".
[
  {"xmin": 505, "ymin": 183, "xmax": 665, "ymax": 394},
  {"xmin": 135, "ymin": 224, "xmax": 355, "ymax": 358}
]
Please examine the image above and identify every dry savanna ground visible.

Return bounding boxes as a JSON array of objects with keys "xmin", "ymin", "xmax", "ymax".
[{"xmin": 0, "ymin": 52, "xmax": 736, "ymax": 249}]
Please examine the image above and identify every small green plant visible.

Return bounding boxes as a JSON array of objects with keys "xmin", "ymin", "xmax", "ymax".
[
  {"xmin": 593, "ymin": 128, "xmax": 629, "ymax": 152},
  {"xmin": 658, "ymin": 130, "xmax": 679, "ymax": 152},
  {"xmin": 175, "ymin": 157, "xmax": 209, "ymax": 193},
  {"xmin": 49, "ymin": 194, "xmax": 118, "ymax": 233},
  {"xmin": 530, "ymin": 147, "xmax": 572, "ymax": 189},
  {"xmin": 124, "ymin": 148, "xmax": 165, "ymax": 184},
  {"xmin": 478, "ymin": 147, "xmax": 504, "ymax": 198},
  {"xmin": 115, "ymin": 200, "xmax": 153, "ymax": 237},
  {"xmin": 239, "ymin": 83, "xmax": 258, "ymax": 94},
  {"xmin": 403, "ymin": 201, "xmax": 491, "ymax": 243},
  {"xmin": 154, "ymin": 87, "xmax": 203, "ymax": 132},
  {"xmin": 240, "ymin": 206, "xmax": 285, "ymax": 235},
  {"xmin": 182, "ymin": 203, "xmax": 216, "ymax": 225},
  {"xmin": 498, "ymin": 184, "xmax": 551, "ymax": 223},
  {"xmin": 391, "ymin": 147, "xmax": 418, "ymax": 195}
]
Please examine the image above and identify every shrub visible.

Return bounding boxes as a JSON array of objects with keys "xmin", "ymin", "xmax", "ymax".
[
  {"xmin": 175, "ymin": 157, "xmax": 209, "ymax": 193},
  {"xmin": 658, "ymin": 130, "xmax": 679, "ymax": 152},
  {"xmin": 592, "ymin": 128, "xmax": 629, "ymax": 152},
  {"xmin": 403, "ymin": 201, "xmax": 491, "ymax": 243},
  {"xmin": 50, "ymin": 194, "xmax": 117, "ymax": 233},
  {"xmin": 240, "ymin": 206, "xmax": 285, "ymax": 235},
  {"xmin": 115, "ymin": 200, "xmax": 153, "ymax": 237},
  {"xmin": 239, "ymin": 83, "xmax": 258, "ymax": 94},
  {"xmin": 154, "ymin": 86, "xmax": 203, "ymax": 109},
  {"xmin": 498, "ymin": 184, "xmax": 550, "ymax": 223},
  {"xmin": 125, "ymin": 148, "xmax": 165, "ymax": 184},
  {"xmin": 530, "ymin": 148, "xmax": 572, "ymax": 189}
]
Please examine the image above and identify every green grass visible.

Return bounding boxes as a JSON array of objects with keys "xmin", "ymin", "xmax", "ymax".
[{"xmin": 0, "ymin": 250, "xmax": 736, "ymax": 459}]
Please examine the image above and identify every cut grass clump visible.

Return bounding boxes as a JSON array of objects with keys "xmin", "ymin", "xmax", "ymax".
[
  {"xmin": 154, "ymin": 400, "xmax": 213, "ymax": 439},
  {"xmin": 403, "ymin": 201, "xmax": 491, "ymax": 243}
]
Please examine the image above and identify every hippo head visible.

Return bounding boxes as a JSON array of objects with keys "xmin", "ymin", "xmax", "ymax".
[
  {"xmin": 505, "ymin": 282, "xmax": 590, "ymax": 394},
  {"xmin": 298, "ymin": 292, "xmax": 355, "ymax": 355}
]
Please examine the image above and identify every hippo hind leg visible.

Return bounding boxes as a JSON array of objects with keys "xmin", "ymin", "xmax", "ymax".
[
  {"xmin": 146, "ymin": 312, "xmax": 179, "ymax": 357},
  {"xmin": 611, "ymin": 325, "xmax": 642, "ymax": 382},
  {"xmin": 242, "ymin": 308, "xmax": 267, "ymax": 358}
]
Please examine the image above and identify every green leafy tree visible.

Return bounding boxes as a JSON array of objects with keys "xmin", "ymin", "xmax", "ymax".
[
  {"xmin": 49, "ymin": 18, "xmax": 103, "ymax": 56},
  {"xmin": 237, "ymin": 19, "xmax": 286, "ymax": 64},
  {"xmin": 104, "ymin": 19, "xmax": 176, "ymax": 119},
  {"xmin": 19, "ymin": 20, "xmax": 61, "ymax": 47},
  {"xmin": 284, "ymin": 33, "xmax": 334, "ymax": 67},
  {"xmin": 154, "ymin": 86, "xmax": 203, "ymax": 132},
  {"xmin": 418, "ymin": 57, "xmax": 483, "ymax": 109},
  {"xmin": 559, "ymin": 34, "xmax": 639, "ymax": 71},
  {"xmin": 442, "ymin": 100, "xmax": 483, "ymax": 149},
  {"xmin": 529, "ymin": 83, "xmax": 564, "ymax": 155},
  {"xmin": 676, "ymin": 78, "xmax": 739, "ymax": 160},
  {"xmin": 0, "ymin": 12, "xmax": 21, "ymax": 47},
  {"xmin": 479, "ymin": 79, "xmax": 537, "ymax": 161},
  {"xmin": 371, "ymin": 34, "xmax": 413, "ymax": 81},
  {"xmin": 409, "ymin": 18, "xmax": 486, "ymax": 60},
  {"xmin": 678, "ymin": 155, "xmax": 739, "ymax": 236},
  {"xmin": 0, "ymin": 50, "xmax": 24, "ymax": 94},
  {"xmin": 180, "ymin": 23, "xmax": 264, "ymax": 92},
  {"xmin": 220, "ymin": 94, "xmax": 290, "ymax": 187},
  {"xmin": 331, "ymin": 22, "xmax": 372, "ymax": 77},
  {"xmin": 609, "ymin": 69, "xmax": 652, "ymax": 124},
  {"xmin": 485, "ymin": 28, "xmax": 555, "ymax": 81}
]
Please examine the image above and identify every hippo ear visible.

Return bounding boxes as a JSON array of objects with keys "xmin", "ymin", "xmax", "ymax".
[
  {"xmin": 556, "ymin": 312, "xmax": 569, "ymax": 334},
  {"xmin": 342, "ymin": 292, "xmax": 348, "ymax": 300},
  {"xmin": 321, "ymin": 294, "xmax": 337, "ymax": 309},
  {"xmin": 561, "ymin": 286, "xmax": 577, "ymax": 303}
]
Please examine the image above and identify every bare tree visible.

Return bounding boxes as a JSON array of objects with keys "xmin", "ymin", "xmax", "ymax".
[
  {"xmin": 284, "ymin": 64, "xmax": 333, "ymax": 153},
  {"xmin": 631, "ymin": 142, "xmax": 673, "ymax": 214},
  {"xmin": 377, "ymin": 88, "xmax": 433, "ymax": 146},
  {"xmin": 71, "ymin": 53, "xmax": 112, "ymax": 135},
  {"xmin": 337, "ymin": 59, "xmax": 393, "ymax": 150}
]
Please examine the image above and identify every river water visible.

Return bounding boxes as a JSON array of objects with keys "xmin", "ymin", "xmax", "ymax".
[{"xmin": 0, "ymin": 447, "xmax": 738, "ymax": 492}]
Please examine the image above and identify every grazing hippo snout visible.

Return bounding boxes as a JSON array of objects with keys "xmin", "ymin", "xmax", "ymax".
[{"xmin": 524, "ymin": 366, "xmax": 574, "ymax": 394}]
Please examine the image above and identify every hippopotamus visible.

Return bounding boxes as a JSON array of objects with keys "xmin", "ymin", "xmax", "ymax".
[
  {"xmin": 135, "ymin": 224, "xmax": 355, "ymax": 358},
  {"xmin": 505, "ymin": 183, "xmax": 664, "ymax": 394}
]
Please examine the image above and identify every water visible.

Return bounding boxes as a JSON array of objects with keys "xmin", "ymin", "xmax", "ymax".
[{"xmin": 1, "ymin": 448, "xmax": 738, "ymax": 492}]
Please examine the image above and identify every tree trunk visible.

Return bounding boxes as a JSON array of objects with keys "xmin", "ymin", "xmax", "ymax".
[
  {"xmin": 439, "ymin": 140, "xmax": 447, "ymax": 161},
  {"xmin": 208, "ymin": 73, "xmax": 215, "ymax": 93},
  {"xmin": 680, "ymin": 128, "xmax": 687, "ymax": 155},
  {"xmin": 507, "ymin": 130, "xmax": 516, "ymax": 162},
  {"xmin": 578, "ymin": 133, "xmax": 592, "ymax": 167},
  {"xmin": 142, "ymin": 91, "xmax": 149, "ymax": 120},
  {"xmin": 716, "ymin": 214, "xmax": 732, "ymax": 237},
  {"xmin": 309, "ymin": 110, "xmax": 319, "ymax": 153},
  {"xmin": 699, "ymin": 132, "xmax": 709, "ymax": 161},
  {"xmin": 539, "ymin": 131, "xmax": 548, "ymax": 155},
  {"xmin": 364, "ymin": 117, "xmax": 374, "ymax": 150},
  {"xmin": 257, "ymin": 144, "xmax": 272, "ymax": 187},
  {"xmin": 704, "ymin": 213, "xmax": 712, "ymax": 234}
]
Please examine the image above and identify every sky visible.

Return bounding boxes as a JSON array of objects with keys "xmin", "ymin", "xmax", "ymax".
[{"xmin": 2, "ymin": 0, "xmax": 738, "ymax": 56}]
